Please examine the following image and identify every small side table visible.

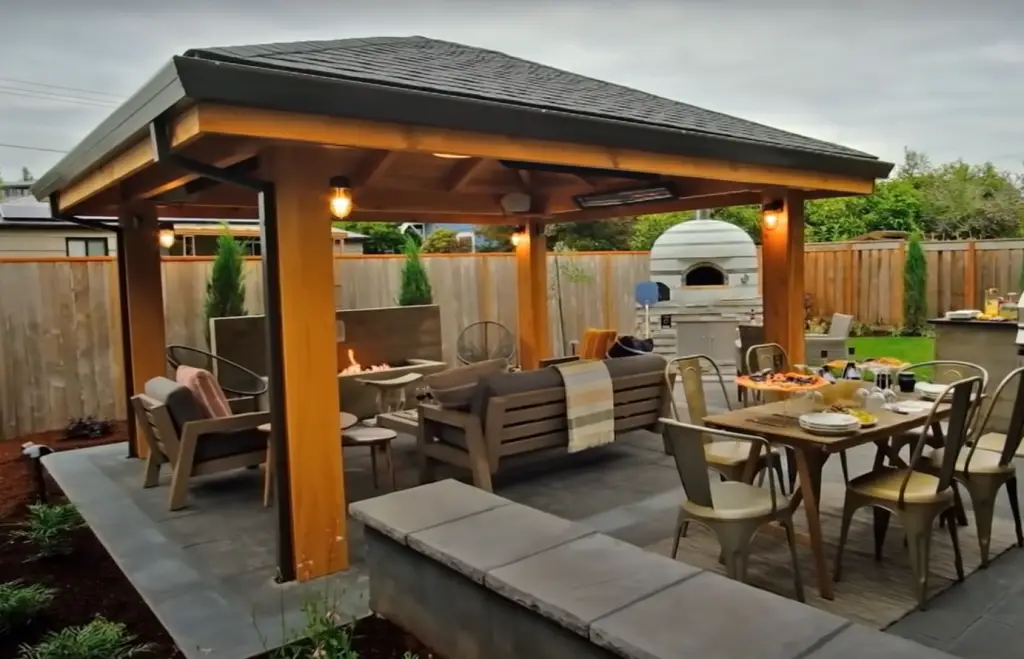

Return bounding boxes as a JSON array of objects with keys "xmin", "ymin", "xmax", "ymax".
[
  {"xmin": 342, "ymin": 427, "xmax": 398, "ymax": 490},
  {"xmin": 260, "ymin": 412, "xmax": 359, "ymax": 507}
]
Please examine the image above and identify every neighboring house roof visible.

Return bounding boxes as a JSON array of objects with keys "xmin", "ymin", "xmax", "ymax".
[
  {"xmin": 0, "ymin": 198, "xmax": 367, "ymax": 240},
  {"xmin": 33, "ymin": 36, "xmax": 893, "ymax": 201}
]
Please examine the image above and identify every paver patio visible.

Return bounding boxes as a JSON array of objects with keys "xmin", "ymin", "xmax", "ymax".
[{"xmin": 44, "ymin": 382, "xmax": 1024, "ymax": 659}]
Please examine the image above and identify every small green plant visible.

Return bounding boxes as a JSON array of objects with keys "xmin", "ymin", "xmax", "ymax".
[
  {"xmin": 271, "ymin": 597, "xmax": 358, "ymax": 659},
  {"xmin": 204, "ymin": 226, "xmax": 247, "ymax": 343},
  {"xmin": 903, "ymin": 232, "xmax": 928, "ymax": 336},
  {"xmin": 397, "ymin": 237, "xmax": 433, "ymax": 306},
  {"xmin": 18, "ymin": 618, "xmax": 151, "ymax": 659},
  {"xmin": 11, "ymin": 503, "xmax": 84, "ymax": 560},
  {"xmin": 0, "ymin": 581, "xmax": 56, "ymax": 633}
]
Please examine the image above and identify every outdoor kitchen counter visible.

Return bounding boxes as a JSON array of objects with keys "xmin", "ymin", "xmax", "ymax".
[{"xmin": 929, "ymin": 318, "xmax": 1018, "ymax": 432}]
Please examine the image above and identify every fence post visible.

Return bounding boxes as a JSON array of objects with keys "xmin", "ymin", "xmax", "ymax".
[
  {"xmin": 964, "ymin": 240, "xmax": 977, "ymax": 310},
  {"xmin": 844, "ymin": 244, "xmax": 855, "ymax": 315}
]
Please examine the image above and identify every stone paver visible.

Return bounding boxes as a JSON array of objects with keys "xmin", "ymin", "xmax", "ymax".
[
  {"xmin": 486, "ymin": 532, "xmax": 700, "ymax": 636},
  {"xmin": 408, "ymin": 499, "xmax": 595, "ymax": 583},
  {"xmin": 805, "ymin": 624, "xmax": 958, "ymax": 659}
]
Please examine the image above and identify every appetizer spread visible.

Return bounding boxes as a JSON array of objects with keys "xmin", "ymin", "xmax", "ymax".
[{"xmin": 736, "ymin": 370, "xmax": 830, "ymax": 391}]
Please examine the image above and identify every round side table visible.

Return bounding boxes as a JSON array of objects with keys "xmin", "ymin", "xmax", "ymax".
[
  {"xmin": 260, "ymin": 412, "xmax": 359, "ymax": 507},
  {"xmin": 342, "ymin": 427, "xmax": 398, "ymax": 491}
]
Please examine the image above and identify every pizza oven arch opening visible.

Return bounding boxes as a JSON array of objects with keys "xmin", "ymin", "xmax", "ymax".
[{"xmin": 683, "ymin": 262, "xmax": 727, "ymax": 288}]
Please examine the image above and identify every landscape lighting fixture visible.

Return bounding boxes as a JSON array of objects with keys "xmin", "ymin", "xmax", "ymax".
[
  {"xmin": 573, "ymin": 184, "xmax": 676, "ymax": 210},
  {"xmin": 157, "ymin": 224, "xmax": 176, "ymax": 248},
  {"xmin": 329, "ymin": 177, "xmax": 353, "ymax": 220},
  {"xmin": 761, "ymin": 199, "xmax": 784, "ymax": 231}
]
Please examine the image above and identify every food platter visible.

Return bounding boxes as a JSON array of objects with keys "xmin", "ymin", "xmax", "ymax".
[
  {"xmin": 826, "ymin": 404, "xmax": 877, "ymax": 427},
  {"xmin": 826, "ymin": 356, "xmax": 908, "ymax": 372},
  {"xmin": 735, "ymin": 371, "xmax": 831, "ymax": 392}
]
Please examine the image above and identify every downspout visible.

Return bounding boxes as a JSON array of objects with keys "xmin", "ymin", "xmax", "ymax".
[
  {"xmin": 149, "ymin": 116, "xmax": 296, "ymax": 583},
  {"xmin": 48, "ymin": 196, "xmax": 139, "ymax": 460}
]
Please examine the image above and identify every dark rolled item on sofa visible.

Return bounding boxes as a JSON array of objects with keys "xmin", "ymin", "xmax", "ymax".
[{"xmin": 607, "ymin": 335, "xmax": 655, "ymax": 358}]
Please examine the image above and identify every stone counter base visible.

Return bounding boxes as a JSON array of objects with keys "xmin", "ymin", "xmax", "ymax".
[{"xmin": 350, "ymin": 479, "xmax": 954, "ymax": 659}]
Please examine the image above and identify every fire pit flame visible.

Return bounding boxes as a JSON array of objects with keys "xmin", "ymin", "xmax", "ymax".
[{"xmin": 340, "ymin": 348, "xmax": 390, "ymax": 375}]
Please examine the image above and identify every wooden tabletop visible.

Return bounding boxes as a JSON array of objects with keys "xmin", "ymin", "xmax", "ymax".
[{"xmin": 704, "ymin": 398, "xmax": 949, "ymax": 452}]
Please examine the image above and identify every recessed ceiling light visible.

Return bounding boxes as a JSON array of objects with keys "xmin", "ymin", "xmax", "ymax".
[{"xmin": 432, "ymin": 153, "xmax": 472, "ymax": 159}]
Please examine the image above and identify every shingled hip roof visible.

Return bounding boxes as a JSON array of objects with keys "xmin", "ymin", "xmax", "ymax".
[{"xmin": 33, "ymin": 35, "xmax": 893, "ymax": 201}]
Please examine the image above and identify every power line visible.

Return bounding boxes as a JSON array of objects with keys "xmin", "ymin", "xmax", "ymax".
[
  {"xmin": 0, "ymin": 142, "xmax": 68, "ymax": 154},
  {"xmin": 0, "ymin": 77, "xmax": 123, "ymax": 101},
  {"xmin": 0, "ymin": 87, "xmax": 118, "ymax": 108}
]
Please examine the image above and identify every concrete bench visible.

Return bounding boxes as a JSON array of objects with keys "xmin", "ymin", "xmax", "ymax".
[{"xmin": 350, "ymin": 479, "xmax": 953, "ymax": 659}]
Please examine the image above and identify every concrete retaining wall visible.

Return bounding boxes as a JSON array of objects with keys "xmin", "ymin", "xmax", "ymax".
[{"xmin": 350, "ymin": 479, "xmax": 954, "ymax": 659}]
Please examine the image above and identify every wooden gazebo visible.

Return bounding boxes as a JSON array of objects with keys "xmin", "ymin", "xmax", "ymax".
[{"xmin": 32, "ymin": 36, "xmax": 893, "ymax": 582}]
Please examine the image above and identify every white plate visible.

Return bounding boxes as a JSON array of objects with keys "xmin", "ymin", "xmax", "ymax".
[
  {"xmin": 799, "ymin": 412, "xmax": 860, "ymax": 428},
  {"xmin": 915, "ymin": 382, "xmax": 951, "ymax": 400},
  {"xmin": 884, "ymin": 400, "xmax": 933, "ymax": 414},
  {"xmin": 799, "ymin": 423, "xmax": 860, "ymax": 436}
]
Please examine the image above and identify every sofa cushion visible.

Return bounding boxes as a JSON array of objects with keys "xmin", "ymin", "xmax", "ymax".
[{"xmin": 144, "ymin": 377, "xmax": 210, "ymax": 435}]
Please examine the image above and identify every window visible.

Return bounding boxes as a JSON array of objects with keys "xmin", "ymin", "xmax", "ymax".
[
  {"xmin": 66, "ymin": 237, "xmax": 108, "ymax": 257},
  {"xmin": 682, "ymin": 263, "xmax": 726, "ymax": 287},
  {"xmin": 656, "ymin": 282, "xmax": 671, "ymax": 302}
]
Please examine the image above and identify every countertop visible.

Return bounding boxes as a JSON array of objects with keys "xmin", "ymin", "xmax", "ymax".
[{"xmin": 929, "ymin": 318, "xmax": 1017, "ymax": 329}]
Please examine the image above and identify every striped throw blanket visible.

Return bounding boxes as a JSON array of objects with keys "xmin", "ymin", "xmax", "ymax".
[{"xmin": 553, "ymin": 360, "xmax": 615, "ymax": 453}]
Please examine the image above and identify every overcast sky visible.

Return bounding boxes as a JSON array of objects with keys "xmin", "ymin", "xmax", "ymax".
[{"xmin": 1, "ymin": 1, "xmax": 1021, "ymax": 184}]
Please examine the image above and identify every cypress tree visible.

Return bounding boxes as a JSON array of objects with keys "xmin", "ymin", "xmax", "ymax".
[
  {"xmin": 903, "ymin": 232, "xmax": 927, "ymax": 336},
  {"xmin": 398, "ymin": 236, "xmax": 433, "ymax": 306},
  {"xmin": 204, "ymin": 228, "xmax": 247, "ymax": 342}
]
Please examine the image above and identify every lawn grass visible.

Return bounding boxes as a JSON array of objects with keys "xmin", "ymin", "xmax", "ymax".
[{"xmin": 848, "ymin": 336, "xmax": 935, "ymax": 365}]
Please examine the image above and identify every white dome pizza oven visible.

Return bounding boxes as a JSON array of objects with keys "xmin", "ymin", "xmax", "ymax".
[{"xmin": 639, "ymin": 217, "xmax": 762, "ymax": 375}]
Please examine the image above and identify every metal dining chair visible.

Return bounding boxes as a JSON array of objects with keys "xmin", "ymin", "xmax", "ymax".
[
  {"xmin": 661, "ymin": 418, "xmax": 804, "ymax": 602},
  {"xmin": 834, "ymin": 376, "xmax": 982, "ymax": 610},
  {"xmin": 666, "ymin": 355, "xmax": 788, "ymax": 537},
  {"xmin": 920, "ymin": 367, "xmax": 1024, "ymax": 566}
]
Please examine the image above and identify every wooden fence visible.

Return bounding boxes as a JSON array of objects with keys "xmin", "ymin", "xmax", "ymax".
[{"xmin": 3, "ymin": 237, "xmax": 1024, "ymax": 439}]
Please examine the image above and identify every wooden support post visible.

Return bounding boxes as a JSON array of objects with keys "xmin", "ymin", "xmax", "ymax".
[
  {"xmin": 263, "ymin": 146, "xmax": 347, "ymax": 581},
  {"xmin": 118, "ymin": 204, "xmax": 166, "ymax": 459},
  {"xmin": 761, "ymin": 193, "xmax": 806, "ymax": 366},
  {"xmin": 516, "ymin": 221, "xmax": 549, "ymax": 369},
  {"xmin": 964, "ymin": 240, "xmax": 977, "ymax": 310}
]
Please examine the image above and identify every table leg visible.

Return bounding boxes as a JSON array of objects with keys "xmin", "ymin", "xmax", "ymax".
[
  {"xmin": 385, "ymin": 441, "xmax": 396, "ymax": 491},
  {"xmin": 370, "ymin": 446, "xmax": 379, "ymax": 489},
  {"xmin": 792, "ymin": 447, "xmax": 834, "ymax": 600}
]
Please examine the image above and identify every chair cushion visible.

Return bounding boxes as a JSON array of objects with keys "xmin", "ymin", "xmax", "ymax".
[
  {"xmin": 144, "ymin": 377, "xmax": 210, "ymax": 435},
  {"xmin": 194, "ymin": 428, "xmax": 268, "ymax": 463},
  {"xmin": 974, "ymin": 432, "xmax": 1024, "ymax": 457},
  {"xmin": 176, "ymin": 365, "xmax": 232, "ymax": 419},
  {"xmin": 847, "ymin": 468, "xmax": 952, "ymax": 504},
  {"xmin": 682, "ymin": 481, "xmax": 783, "ymax": 520},
  {"xmin": 704, "ymin": 440, "xmax": 779, "ymax": 467},
  {"xmin": 425, "ymin": 359, "xmax": 507, "ymax": 409}
]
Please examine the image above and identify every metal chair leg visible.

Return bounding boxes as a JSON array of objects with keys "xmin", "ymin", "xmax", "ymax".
[
  {"xmin": 872, "ymin": 507, "xmax": 891, "ymax": 561},
  {"xmin": 834, "ymin": 495, "xmax": 858, "ymax": 582},
  {"xmin": 1006, "ymin": 477, "xmax": 1024, "ymax": 548},
  {"xmin": 839, "ymin": 451, "xmax": 850, "ymax": 484},
  {"xmin": 671, "ymin": 509, "xmax": 687, "ymax": 558},
  {"xmin": 945, "ymin": 509, "xmax": 965, "ymax": 582},
  {"xmin": 961, "ymin": 478, "xmax": 997, "ymax": 568},
  {"xmin": 783, "ymin": 517, "xmax": 805, "ymax": 602}
]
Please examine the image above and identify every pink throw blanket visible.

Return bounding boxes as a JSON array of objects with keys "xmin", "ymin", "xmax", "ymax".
[{"xmin": 176, "ymin": 366, "xmax": 232, "ymax": 418}]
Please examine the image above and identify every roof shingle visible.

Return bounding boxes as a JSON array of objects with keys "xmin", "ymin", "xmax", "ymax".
[{"xmin": 187, "ymin": 36, "xmax": 874, "ymax": 161}]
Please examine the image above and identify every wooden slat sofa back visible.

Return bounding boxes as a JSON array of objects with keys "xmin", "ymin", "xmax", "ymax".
[{"xmin": 419, "ymin": 354, "xmax": 671, "ymax": 491}]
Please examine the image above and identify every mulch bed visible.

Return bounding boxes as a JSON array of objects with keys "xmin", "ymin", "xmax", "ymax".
[{"xmin": 1, "ymin": 425, "xmax": 444, "ymax": 659}]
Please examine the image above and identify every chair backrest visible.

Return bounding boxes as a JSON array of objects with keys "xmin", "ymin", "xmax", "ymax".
[
  {"xmin": 896, "ymin": 360, "xmax": 989, "ymax": 390},
  {"xmin": 131, "ymin": 376, "xmax": 210, "ymax": 460},
  {"xmin": 745, "ymin": 342, "xmax": 789, "ymax": 374},
  {"xmin": 828, "ymin": 313, "xmax": 854, "ymax": 338},
  {"xmin": 479, "ymin": 354, "xmax": 670, "ymax": 457},
  {"xmin": 660, "ymin": 418, "xmax": 778, "ymax": 513},
  {"xmin": 737, "ymin": 325, "xmax": 765, "ymax": 375},
  {"xmin": 965, "ymin": 366, "xmax": 1024, "ymax": 469},
  {"xmin": 904, "ymin": 376, "xmax": 985, "ymax": 499},
  {"xmin": 166, "ymin": 344, "xmax": 268, "ymax": 398},
  {"xmin": 666, "ymin": 355, "xmax": 732, "ymax": 427}
]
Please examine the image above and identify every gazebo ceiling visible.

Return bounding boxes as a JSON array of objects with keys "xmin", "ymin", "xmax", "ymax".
[{"xmin": 33, "ymin": 36, "xmax": 895, "ymax": 221}]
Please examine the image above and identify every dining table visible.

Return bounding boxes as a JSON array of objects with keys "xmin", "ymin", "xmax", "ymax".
[{"xmin": 703, "ymin": 395, "xmax": 951, "ymax": 600}]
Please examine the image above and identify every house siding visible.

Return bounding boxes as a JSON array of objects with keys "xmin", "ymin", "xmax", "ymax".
[{"xmin": 0, "ymin": 229, "xmax": 117, "ymax": 257}]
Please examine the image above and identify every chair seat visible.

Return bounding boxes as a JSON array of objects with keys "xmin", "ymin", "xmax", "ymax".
[
  {"xmin": 705, "ymin": 440, "xmax": 776, "ymax": 467},
  {"xmin": 682, "ymin": 480, "xmax": 787, "ymax": 520},
  {"xmin": 195, "ymin": 428, "xmax": 268, "ymax": 463},
  {"xmin": 848, "ymin": 468, "xmax": 952, "ymax": 504},
  {"xmin": 974, "ymin": 432, "xmax": 1024, "ymax": 458},
  {"xmin": 925, "ymin": 446, "xmax": 1013, "ymax": 475}
]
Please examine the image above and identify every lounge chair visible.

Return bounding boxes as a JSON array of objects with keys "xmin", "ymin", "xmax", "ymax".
[{"xmin": 131, "ymin": 376, "xmax": 270, "ymax": 511}]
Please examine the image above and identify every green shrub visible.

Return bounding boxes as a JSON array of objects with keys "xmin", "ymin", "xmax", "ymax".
[
  {"xmin": 397, "ymin": 237, "xmax": 432, "ymax": 306},
  {"xmin": 272, "ymin": 597, "xmax": 357, "ymax": 659},
  {"xmin": 11, "ymin": 503, "xmax": 84, "ymax": 560},
  {"xmin": 0, "ymin": 581, "xmax": 56, "ymax": 633},
  {"xmin": 204, "ymin": 227, "xmax": 247, "ymax": 342},
  {"xmin": 903, "ymin": 233, "xmax": 928, "ymax": 335},
  {"xmin": 18, "ymin": 618, "xmax": 151, "ymax": 659}
]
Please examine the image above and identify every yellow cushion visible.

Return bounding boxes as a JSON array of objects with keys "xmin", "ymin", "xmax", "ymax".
[
  {"xmin": 926, "ymin": 446, "xmax": 1012, "ymax": 475},
  {"xmin": 682, "ymin": 481, "xmax": 785, "ymax": 520},
  {"xmin": 848, "ymin": 468, "xmax": 951, "ymax": 504}
]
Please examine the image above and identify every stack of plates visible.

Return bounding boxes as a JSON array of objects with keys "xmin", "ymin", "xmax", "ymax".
[
  {"xmin": 915, "ymin": 382, "xmax": 951, "ymax": 401},
  {"xmin": 799, "ymin": 412, "xmax": 860, "ymax": 436}
]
